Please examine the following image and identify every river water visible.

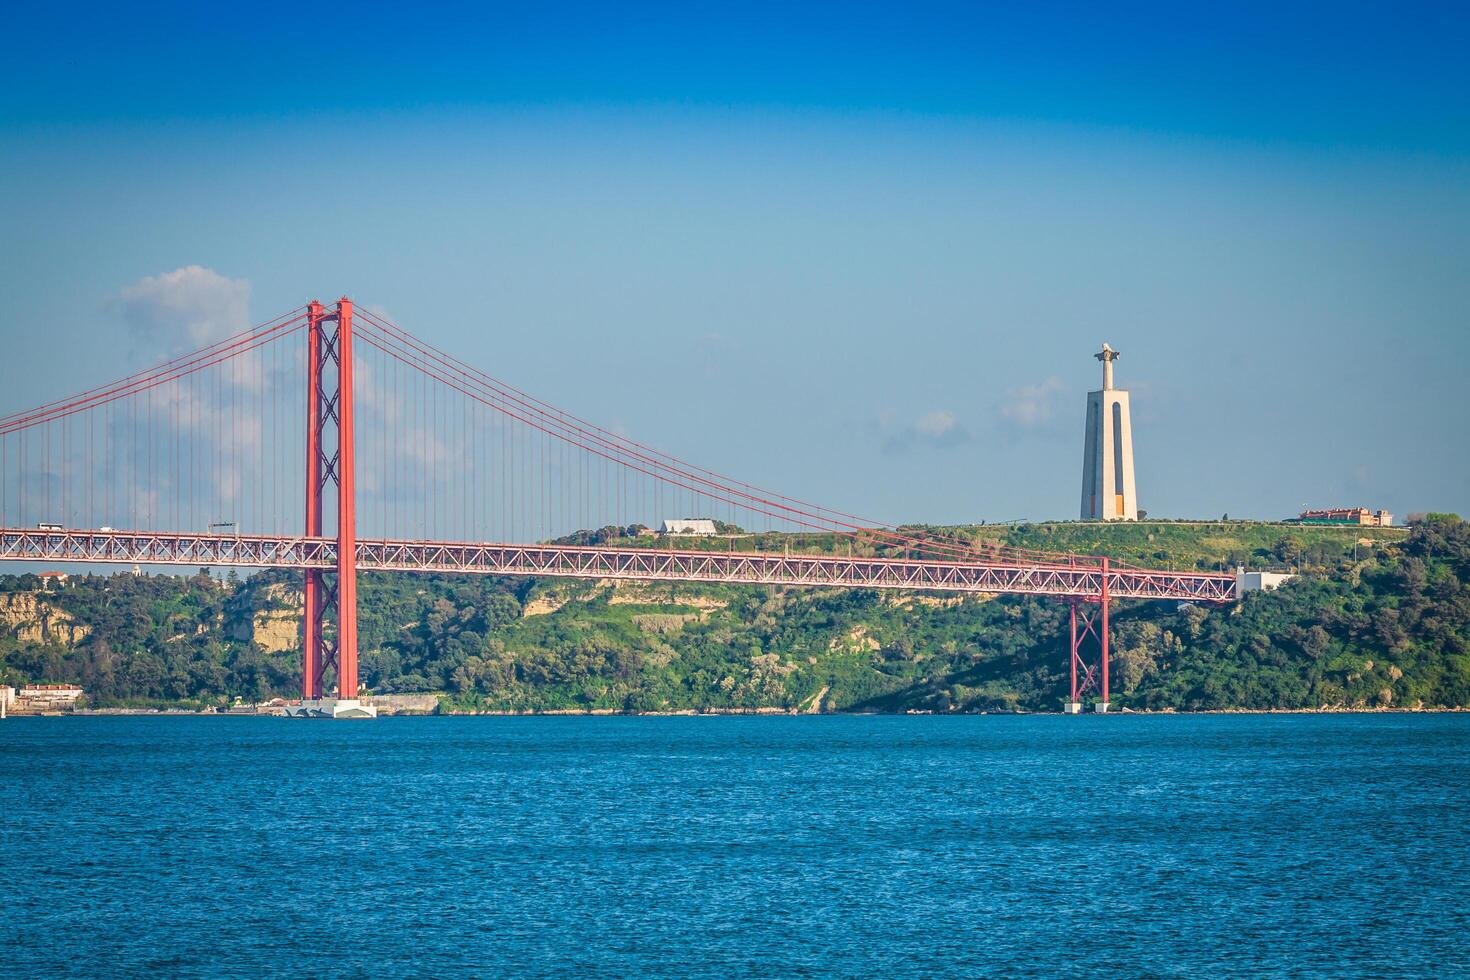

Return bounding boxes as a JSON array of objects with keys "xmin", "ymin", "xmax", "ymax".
[{"xmin": 4, "ymin": 714, "xmax": 1467, "ymax": 977}]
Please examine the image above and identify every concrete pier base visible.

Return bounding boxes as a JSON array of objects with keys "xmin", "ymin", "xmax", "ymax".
[
  {"xmin": 283, "ymin": 698, "xmax": 377, "ymax": 719},
  {"xmin": 1094, "ymin": 701, "xmax": 1111, "ymax": 714},
  {"xmin": 1063, "ymin": 701, "xmax": 1084, "ymax": 714}
]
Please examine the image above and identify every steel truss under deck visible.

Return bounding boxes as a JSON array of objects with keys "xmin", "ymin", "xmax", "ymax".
[{"xmin": 0, "ymin": 528, "xmax": 1237, "ymax": 603}]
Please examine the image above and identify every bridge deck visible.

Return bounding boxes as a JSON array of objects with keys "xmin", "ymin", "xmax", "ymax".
[{"xmin": 0, "ymin": 528, "xmax": 1237, "ymax": 603}]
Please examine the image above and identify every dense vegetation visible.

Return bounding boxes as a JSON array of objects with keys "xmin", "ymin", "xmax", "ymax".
[{"xmin": 2, "ymin": 519, "xmax": 1465, "ymax": 712}]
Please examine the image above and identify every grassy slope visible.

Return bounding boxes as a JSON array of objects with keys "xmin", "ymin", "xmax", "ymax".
[
  {"xmin": 978, "ymin": 520, "xmax": 1405, "ymax": 571},
  {"xmin": 595, "ymin": 520, "xmax": 1404, "ymax": 571}
]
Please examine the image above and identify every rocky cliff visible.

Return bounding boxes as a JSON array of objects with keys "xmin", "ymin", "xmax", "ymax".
[{"xmin": 0, "ymin": 591, "xmax": 90, "ymax": 646}]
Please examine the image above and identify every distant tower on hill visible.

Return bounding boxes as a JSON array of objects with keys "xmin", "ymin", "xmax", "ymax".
[{"xmin": 1079, "ymin": 343, "xmax": 1138, "ymax": 521}]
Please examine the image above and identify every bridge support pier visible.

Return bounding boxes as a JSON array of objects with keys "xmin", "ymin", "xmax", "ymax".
[
  {"xmin": 1096, "ymin": 561, "xmax": 1110, "ymax": 712},
  {"xmin": 304, "ymin": 300, "xmax": 325, "ymax": 700},
  {"xmin": 1064, "ymin": 558, "xmax": 1111, "ymax": 713}
]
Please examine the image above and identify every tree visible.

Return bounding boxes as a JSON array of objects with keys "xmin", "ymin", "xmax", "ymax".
[{"xmin": 1274, "ymin": 536, "xmax": 1304, "ymax": 565}]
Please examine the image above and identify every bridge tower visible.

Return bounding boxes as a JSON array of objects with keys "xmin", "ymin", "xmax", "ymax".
[{"xmin": 298, "ymin": 298, "xmax": 372, "ymax": 719}]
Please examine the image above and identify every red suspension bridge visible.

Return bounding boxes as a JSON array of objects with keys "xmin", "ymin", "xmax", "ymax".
[{"xmin": 0, "ymin": 298, "xmax": 1235, "ymax": 713}]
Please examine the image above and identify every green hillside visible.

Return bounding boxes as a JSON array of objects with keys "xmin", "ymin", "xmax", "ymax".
[
  {"xmin": 591, "ymin": 519, "xmax": 1404, "ymax": 573},
  {"xmin": 973, "ymin": 519, "xmax": 1404, "ymax": 571},
  {"xmin": 1, "ymin": 518, "xmax": 1464, "ymax": 713}
]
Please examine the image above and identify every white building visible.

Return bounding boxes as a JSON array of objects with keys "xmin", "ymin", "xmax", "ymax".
[
  {"xmin": 661, "ymin": 519, "xmax": 718, "ymax": 536},
  {"xmin": 1080, "ymin": 343, "xmax": 1138, "ymax": 521},
  {"xmin": 17, "ymin": 684, "xmax": 85, "ymax": 710},
  {"xmin": 1236, "ymin": 568, "xmax": 1295, "ymax": 598}
]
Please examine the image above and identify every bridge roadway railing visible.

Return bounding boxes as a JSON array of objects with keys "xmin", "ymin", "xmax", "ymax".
[{"xmin": 0, "ymin": 528, "xmax": 1237, "ymax": 603}]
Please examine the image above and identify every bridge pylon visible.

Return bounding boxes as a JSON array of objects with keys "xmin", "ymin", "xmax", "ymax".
[
  {"xmin": 1064, "ymin": 557, "xmax": 1111, "ymax": 714},
  {"xmin": 295, "ymin": 297, "xmax": 372, "ymax": 719}
]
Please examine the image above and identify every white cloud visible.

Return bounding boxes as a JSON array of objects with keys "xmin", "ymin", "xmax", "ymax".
[
  {"xmin": 914, "ymin": 409, "xmax": 959, "ymax": 438},
  {"xmin": 880, "ymin": 408, "xmax": 971, "ymax": 455},
  {"xmin": 403, "ymin": 427, "xmax": 455, "ymax": 470},
  {"xmin": 354, "ymin": 358, "xmax": 399, "ymax": 418},
  {"xmin": 116, "ymin": 265, "xmax": 252, "ymax": 350},
  {"xmin": 110, "ymin": 267, "xmax": 266, "ymax": 511},
  {"xmin": 999, "ymin": 376, "xmax": 1067, "ymax": 433}
]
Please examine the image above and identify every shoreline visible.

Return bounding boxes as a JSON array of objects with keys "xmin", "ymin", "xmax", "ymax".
[{"xmin": 12, "ymin": 704, "xmax": 1467, "ymax": 718}]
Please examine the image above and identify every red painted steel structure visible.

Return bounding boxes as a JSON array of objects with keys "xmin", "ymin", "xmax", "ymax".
[
  {"xmin": 0, "ymin": 527, "xmax": 1237, "ymax": 603},
  {"xmin": 1101, "ymin": 556, "xmax": 1111, "ymax": 704},
  {"xmin": 336, "ymin": 299, "xmax": 358, "ymax": 698},
  {"xmin": 302, "ymin": 299, "xmax": 359, "ymax": 700},
  {"xmin": 1066, "ymin": 558, "xmax": 1114, "ymax": 708},
  {"xmin": 303, "ymin": 300, "xmax": 323, "ymax": 697},
  {"xmin": 1070, "ymin": 601, "xmax": 1079, "ymax": 701},
  {"xmin": 1069, "ymin": 600, "xmax": 1105, "ymax": 706}
]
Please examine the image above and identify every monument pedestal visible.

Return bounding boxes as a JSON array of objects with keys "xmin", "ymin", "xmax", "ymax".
[{"xmin": 1079, "ymin": 343, "xmax": 1138, "ymax": 522}]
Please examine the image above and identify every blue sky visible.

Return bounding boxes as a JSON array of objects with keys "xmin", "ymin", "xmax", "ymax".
[{"xmin": 2, "ymin": 1, "xmax": 1467, "ymax": 525}]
